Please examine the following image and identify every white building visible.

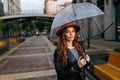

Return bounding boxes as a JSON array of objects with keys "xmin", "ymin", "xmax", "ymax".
[
  {"xmin": 3, "ymin": 0, "xmax": 21, "ymax": 15},
  {"xmin": 44, "ymin": 0, "xmax": 57, "ymax": 15},
  {"xmin": 57, "ymin": 2, "xmax": 71, "ymax": 13}
]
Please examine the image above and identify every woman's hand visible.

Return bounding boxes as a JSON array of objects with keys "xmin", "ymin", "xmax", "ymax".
[
  {"xmin": 77, "ymin": 57, "xmax": 87, "ymax": 68},
  {"xmin": 84, "ymin": 54, "xmax": 90, "ymax": 63},
  {"xmin": 77, "ymin": 54, "xmax": 90, "ymax": 68}
]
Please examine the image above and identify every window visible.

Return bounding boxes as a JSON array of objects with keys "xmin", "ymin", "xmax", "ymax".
[
  {"xmin": 80, "ymin": 0, "xmax": 83, "ymax": 3},
  {"xmin": 106, "ymin": 0, "xmax": 109, "ymax": 5},
  {"xmin": 86, "ymin": 0, "xmax": 92, "ymax": 3}
]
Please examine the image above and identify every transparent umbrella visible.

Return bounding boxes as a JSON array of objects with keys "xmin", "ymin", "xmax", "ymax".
[
  {"xmin": 51, "ymin": 3, "xmax": 113, "ymax": 80},
  {"xmin": 50, "ymin": 3, "xmax": 113, "ymax": 42}
]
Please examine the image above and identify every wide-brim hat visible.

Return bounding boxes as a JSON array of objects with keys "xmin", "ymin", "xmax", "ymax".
[{"xmin": 56, "ymin": 22, "xmax": 80, "ymax": 37}]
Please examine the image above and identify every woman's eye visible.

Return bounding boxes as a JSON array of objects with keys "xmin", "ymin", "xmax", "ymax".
[
  {"xmin": 65, "ymin": 31, "xmax": 69, "ymax": 33},
  {"xmin": 65, "ymin": 30, "xmax": 70, "ymax": 33},
  {"xmin": 72, "ymin": 30, "xmax": 75, "ymax": 32}
]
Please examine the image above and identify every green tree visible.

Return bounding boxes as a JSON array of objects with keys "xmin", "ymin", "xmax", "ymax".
[
  {"xmin": 25, "ymin": 26, "xmax": 33, "ymax": 32},
  {"xmin": 35, "ymin": 21, "xmax": 52, "ymax": 32},
  {"xmin": 35, "ymin": 21, "xmax": 45, "ymax": 32},
  {"xmin": 22, "ymin": 21, "xmax": 34, "ymax": 31},
  {"xmin": 0, "ymin": 20, "xmax": 5, "ymax": 30},
  {"xmin": 44, "ymin": 22, "xmax": 52, "ymax": 32},
  {"xmin": 0, "ymin": 19, "xmax": 5, "ymax": 40},
  {"xmin": 9, "ymin": 23, "xmax": 21, "ymax": 37}
]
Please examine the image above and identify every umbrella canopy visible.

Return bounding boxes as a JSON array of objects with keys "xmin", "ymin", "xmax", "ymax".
[{"xmin": 50, "ymin": 3, "xmax": 113, "ymax": 41}]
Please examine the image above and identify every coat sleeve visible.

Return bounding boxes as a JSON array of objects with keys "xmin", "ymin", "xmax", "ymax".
[{"xmin": 54, "ymin": 49, "xmax": 82, "ymax": 78}]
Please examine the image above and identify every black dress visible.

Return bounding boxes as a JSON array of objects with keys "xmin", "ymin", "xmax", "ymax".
[{"xmin": 54, "ymin": 48, "xmax": 83, "ymax": 80}]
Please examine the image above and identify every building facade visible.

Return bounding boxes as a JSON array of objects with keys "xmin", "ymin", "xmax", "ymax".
[
  {"xmin": 0, "ymin": 0, "xmax": 4, "ymax": 16},
  {"xmin": 72, "ymin": 0, "xmax": 120, "ymax": 41},
  {"xmin": 44, "ymin": 0, "xmax": 71, "ymax": 15},
  {"xmin": 3, "ymin": 0, "xmax": 21, "ymax": 15},
  {"xmin": 44, "ymin": 0, "xmax": 57, "ymax": 15},
  {"xmin": 57, "ymin": 2, "xmax": 71, "ymax": 12},
  {"xmin": 113, "ymin": 0, "xmax": 120, "ymax": 41}
]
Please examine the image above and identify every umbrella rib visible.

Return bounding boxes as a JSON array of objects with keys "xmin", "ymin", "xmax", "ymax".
[
  {"xmin": 84, "ymin": 22, "xmax": 114, "ymax": 41},
  {"xmin": 72, "ymin": 4, "xmax": 76, "ymax": 20}
]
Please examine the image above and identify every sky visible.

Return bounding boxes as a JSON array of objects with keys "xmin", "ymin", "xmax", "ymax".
[{"xmin": 21, "ymin": 0, "xmax": 72, "ymax": 14}]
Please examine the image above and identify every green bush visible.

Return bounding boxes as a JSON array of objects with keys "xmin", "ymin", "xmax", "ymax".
[
  {"xmin": 114, "ymin": 48, "xmax": 120, "ymax": 52},
  {"xmin": 10, "ymin": 35, "xmax": 19, "ymax": 38},
  {"xmin": 0, "ymin": 19, "xmax": 5, "ymax": 30},
  {"xmin": 0, "ymin": 38, "xmax": 5, "ymax": 41}
]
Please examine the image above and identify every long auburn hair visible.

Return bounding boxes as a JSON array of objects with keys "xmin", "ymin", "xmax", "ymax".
[{"xmin": 57, "ymin": 27, "xmax": 83, "ymax": 67}]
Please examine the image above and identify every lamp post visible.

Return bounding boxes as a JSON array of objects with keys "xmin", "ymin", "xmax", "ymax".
[{"xmin": 87, "ymin": 18, "xmax": 91, "ymax": 49}]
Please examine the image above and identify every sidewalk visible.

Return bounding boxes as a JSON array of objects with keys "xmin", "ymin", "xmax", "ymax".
[
  {"xmin": 0, "ymin": 36, "xmax": 57, "ymax": 80},
  {"xmin": 88, "ymin": 38, "xmax": 120, "ymax": 51},
  {"xmin": 0, "ymin": 36, "xmax": 119, "ymax": 80}
]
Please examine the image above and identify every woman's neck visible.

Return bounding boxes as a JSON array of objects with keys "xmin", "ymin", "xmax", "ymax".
[{"xmin": 67, "ymin": 41, "xmax": 73, "ymax": 47}]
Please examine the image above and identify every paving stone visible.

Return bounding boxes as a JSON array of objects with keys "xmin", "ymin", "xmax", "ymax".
[
  {"xmin": 9, "ymin": 48, "xmax": 46, "ymax": 55},
  {"xmin": 87, "ymin": 50, "xmax": 108, "ymax": 55},
  {"xmin": 2, "ymin": 36, "xmax": 114, "ymax": 80},
  {"xmin": 18, "ymin": 75, "xmax": 57, "ymax": 80},
  {"xmin": 0, "ymin": 55, "xmax": 50, "ymax": 74},
  {"xmin": 20, "ymin": 43, "xmax": 48, "ymax": 47},
  {"xmin": 84, "ymin": 44, "xmax": 97, "ymax": 49}
]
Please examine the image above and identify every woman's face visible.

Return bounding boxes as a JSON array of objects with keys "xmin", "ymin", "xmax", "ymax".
[{"xmin": 64, "ymin": 27, "xmax": 76, "ymax": 42}]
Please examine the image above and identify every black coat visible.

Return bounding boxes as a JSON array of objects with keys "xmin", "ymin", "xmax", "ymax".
[{"xmin": 54, "ymin": 48, "xmax": 84, "ymax": 80}]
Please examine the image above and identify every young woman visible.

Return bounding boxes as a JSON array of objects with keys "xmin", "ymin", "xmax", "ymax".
[{"xmin": 53, "ymin": 22, "xmax": 90, "ymax": 80}]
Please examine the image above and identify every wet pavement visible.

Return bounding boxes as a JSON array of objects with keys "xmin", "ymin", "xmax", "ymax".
[
  {"xmin": 0, "ymin": 36, "xmax": 56, "ymax": 80},
  {"xmin": 0, "ymin": 35, "xmax": 119, "ymax": 80}
]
